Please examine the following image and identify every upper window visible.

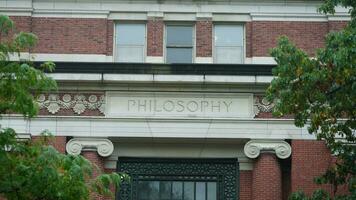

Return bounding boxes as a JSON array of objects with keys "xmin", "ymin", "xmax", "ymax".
[
  {"xmin": 115, "ymin": 23, "xmax": 146, "ymax": 62},
  {"xmin": 166, "ymin": 25, "xmax": 194, "ymax": 63},
  {"xmin": 214, "ymin": 25, "xmax": 244, "ymax": 64},
  {"xmin": 137, "ymin": 180, "xmax": 217, "ymax": 200}
]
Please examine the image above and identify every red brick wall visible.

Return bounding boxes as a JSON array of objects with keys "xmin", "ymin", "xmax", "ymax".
[
  {"xmin": 8, "ymin": 16, "xmax": 349, "ymax": 58},
  {"xmin": 147, "ymin": 17, "xmax": 164, "ymax": 56},
  {"xmin": 291, "ymin": 140, "xmax": 333, "ymax": 195},
  {"xmin": 328, "ymin": 21, "xmax": 348, "ymax": 32},
  {"xmin": 106, "ymin": 20, "xmax": 114, "ymax": 55},
  {"xmin": 2, "ymin": 16, "xmax": 31, "ymax": 42},
  {"xmin": 31, "ymin": 18, "xmax": 110, "ymax": 54},
  {"xmin": 240, "ymin": 170, "xmax": 252, "ymax": 200},
  {"xmin": 245, "ymin": 22, "xmax": 252, "ymax": 58},
  {"xmin": 196, "ymin": 20, "xmax": 212, "ymax": 57},
  {"xmin": 32, "ymin": 136, "xmax": 67, "ymax": 153},
  {"xmin": 252, "ymin": 21, "xmax": 329, "ymax": 56},
  {"xmin": 9, "ymin": 16, "xmax": 31, "ymax": 33}
]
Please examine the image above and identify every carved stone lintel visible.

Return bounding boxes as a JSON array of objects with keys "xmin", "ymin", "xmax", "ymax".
[
  {"xmin": 66, "ymin": 138, "xmax": 114, "ymax": 157},
  {"xmin": 244, "ymin": 140, "xmax": 292, "ymax": 159}
]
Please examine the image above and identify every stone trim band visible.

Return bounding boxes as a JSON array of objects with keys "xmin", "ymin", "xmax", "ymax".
[
  {"xmin": 244, "ymin": 140, "xmax": 292, "ymax": 159},
  {"xmin": 66, "ymin": 138, "xmax": 114, "ymax": 157}
]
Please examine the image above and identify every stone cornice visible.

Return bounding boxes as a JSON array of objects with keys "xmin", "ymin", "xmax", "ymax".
[
  {"xmin": 244, "ymin": 140, "xmax": 292, "ymax": 159},
  {"xmin": 66, "ymin": 138, "xmax": 114, "ymax": 157}
]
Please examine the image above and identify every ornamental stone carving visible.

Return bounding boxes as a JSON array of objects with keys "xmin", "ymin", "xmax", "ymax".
[
  {"xmin": 37, "ymin": 93, "xmax": 105, "ymax": 115},
  {"xmin": 66, "ymin": 138, "xmax": 114, "ymax": 157},
  {"xmin": 254, "ymin": 95, "xmax": 275, "ymax": 116},
  {"xmin": 244, "ymin": 140, "xmax": 292, "ymax": 159}
]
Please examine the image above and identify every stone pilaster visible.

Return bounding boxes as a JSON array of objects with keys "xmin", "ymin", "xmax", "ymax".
[
  {"xmin": 66, "ymin": 137, "xmax": 114, "ymax": 200},
  {"xmin": 244, "ymin": 140, "xmax": 292, "ymax": 200}
]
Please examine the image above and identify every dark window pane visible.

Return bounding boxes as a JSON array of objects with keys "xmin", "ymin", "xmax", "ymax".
[
  {"xmin": 160, "ymin": 181, "xmax": 171, "ymax": 200},
  {"xmin": 138, "ymin": 181, "xmax": 150, "ymax": 200},
  {"xmin": 167, "ymin": 26, "xmax": 193, "ymax": 46},
  {"xmin": 138, "ymin": 180, "xmax": 217, "ymax": 200},
  {"xmin": 138, "ymin": 181, "xmax": 159, "ymax": 200},
  {"xmin": 207, "ymin": 182, "xmax": 217, "ymax": 200},
  {"xmin": 183, "ymin": 182, "xmax": 194, "ymax": 200},
  {"xmin": 166, "ymin": 48, "xmax": 192, "ymax": 63},
  {"xmin": 172, "ymin": 181, "xmax": 183, "ymax": 200},
  {"xmin": 195, "ymin": 182, "xmax": 206, "ymax": 200}
]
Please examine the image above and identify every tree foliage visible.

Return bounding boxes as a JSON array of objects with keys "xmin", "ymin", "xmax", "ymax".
[
  {"xmin": 267, "ymin": 1, "xmax": 355, "ymax": 199},
  {"xmin": 0, "ymin": 15, "xmax": 127, "ymax": 200}
]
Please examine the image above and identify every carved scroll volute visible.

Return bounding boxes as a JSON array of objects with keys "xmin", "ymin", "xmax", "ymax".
[
  {"xmin": 66, "ymin": 138, "xmax": 114, "ymax": 157},
  {"xmin": 244, "ymin": 140, "xmax": 292, "ymax": 159}
]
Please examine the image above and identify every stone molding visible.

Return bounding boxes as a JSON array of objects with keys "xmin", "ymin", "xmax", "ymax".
[
  {"xmin": 66, "ymin": 138, "xmax": 114, "ymax": 157},
  {"xmin": 244, "ymin": 140, "xmax": 292, "ymax": 159},
  {"xmin": 37, "ymin": 93, "xmax": 105, "ymax": 115}
]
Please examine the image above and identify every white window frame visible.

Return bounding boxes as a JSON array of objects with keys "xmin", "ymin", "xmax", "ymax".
[
  {"xmin": 164, "ymin": 23, "xmax": 196, "ymax": 64},
  {"xmin": 213, "ymin": 23, "xmax": 245, "ymax": 64},
  {"xmin": 114, "ymin": 22, "xmax": 147, "ymax": 63}
]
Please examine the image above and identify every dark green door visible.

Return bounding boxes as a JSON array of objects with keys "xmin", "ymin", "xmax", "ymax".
[{"xmin": 116, "ymin": 158, "xmax": 239, "ymax": 200}]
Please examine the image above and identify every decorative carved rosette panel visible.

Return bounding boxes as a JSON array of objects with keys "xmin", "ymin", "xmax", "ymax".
[
  {"xmin": 253, "ymin": 95, "xmax": 275, "ymax": 117},
  {"xmin": 37, "ymin": 93, "xmax": 105, "ymax": 116}
]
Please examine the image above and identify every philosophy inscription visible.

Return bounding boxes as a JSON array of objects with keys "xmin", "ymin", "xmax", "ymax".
[
  {"xmin": 127, "ymin": 99, "xmax": 232, "ymax": 113},
  {"xmin": 106, "ymin": 92, "xmax": 253, "ymax": 118}
]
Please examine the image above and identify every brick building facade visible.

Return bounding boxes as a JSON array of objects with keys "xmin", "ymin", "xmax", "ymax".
[{"xmin": 0, "ymin": 0, "xmax": 350, "ymax": 199}]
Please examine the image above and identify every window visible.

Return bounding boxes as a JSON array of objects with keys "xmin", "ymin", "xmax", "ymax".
[
  {"xmin": 115, "ymin": 23, "xmax": 145, "ymax": 62},
  {"xmin": 214, "ymin": 25, "xmax": 244, "ymax": 63},
  {"xmin": 166, "ymin": 25, "xmax": 194, "ymax": 63},
  {"xmin": 137, "ymin": 181, "xmax": 217, "ymax": 200}
]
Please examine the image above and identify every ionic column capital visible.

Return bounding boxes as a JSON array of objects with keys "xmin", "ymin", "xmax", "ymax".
[
  {"xmin": 244, "ymin": 140, "xmax": 292, "ymax": 159},
  {"xmin": 66, "ymin": 137, "xmax": 114, "ymax": 157}
]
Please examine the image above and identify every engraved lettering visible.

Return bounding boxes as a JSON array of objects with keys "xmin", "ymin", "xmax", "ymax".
[
  {"xmin": 138, "ymin": 100, "xmax": 147, "ymax": 112},
  {"xmin": 200, "ymin": 101, "xmax": 209, "ymax": 112},
  {"xmin": 163, "ymin": 100, "xmax": 175, "ymax": 112},
  {"xmin": 154, "ymin": 100, "xmax": 162, "ymax": 112},
  {"xmin": 128, "ymin": 100, "xmax": 136, "ymax": 111},
  {"xmin": 223, "ymin": 101, "xmax": 232, "ymax": 112},
  {"xmin": 187, "ymin": 101, "xmax": 199, "ymax": 112},
  {"xmin": 126, "ymin": 97, "xmax": 238, "ymax": 115},
  {"xmin": 211, "ymin": 101, "xmax": 221, "ymax": 112},
  {"xmin": 176, "ymin": 100, "xmax": 185, "ymax": 112},
  {"xmin": 148, "ymin": 99, "xmax": 152, "ymax": 112}
]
